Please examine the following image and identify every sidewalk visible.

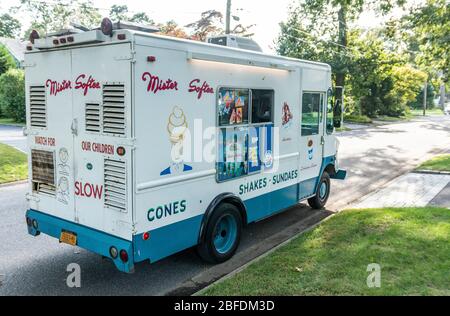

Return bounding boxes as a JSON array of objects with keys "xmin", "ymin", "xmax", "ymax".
[{"xmin": 352, "ymin": 171, "xmax": 450, "ymax": 209}]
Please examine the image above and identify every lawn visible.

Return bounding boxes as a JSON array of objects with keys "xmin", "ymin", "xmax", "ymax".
[
  {"xmin": 0, "ymin": 117, "xmax": 25, "ymax": 127},
  {"xmin": 410, "ymin": 108, "xmax": 444, "ymax": 116},
  {"xmin": 344, "ymin": 114, "xmax": 372, "ymax": 124},
  {"xmin": 416, "ymin": 154, "xmax": 450, "ymax": 172},
  {"xmin": 0, "ymin": 143, "xmax": 28, "ymax": 184},
  {"xmin": 202, "ymin": 208, "xmax": 450, "ymax": 296}
]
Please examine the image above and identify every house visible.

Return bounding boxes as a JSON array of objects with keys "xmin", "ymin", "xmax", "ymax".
[{"xmin": 0, "ymin": 37, "xmax": 26, "ymax": 68}]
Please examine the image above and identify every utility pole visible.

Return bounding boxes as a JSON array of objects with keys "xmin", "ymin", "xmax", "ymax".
[
  {"xmin": 423, "ymin": 81, "xmax": 427, "ymax": 116},
  {"xmin": 225, "ymin": 0, "xmax": 231, "ymax": 34}
]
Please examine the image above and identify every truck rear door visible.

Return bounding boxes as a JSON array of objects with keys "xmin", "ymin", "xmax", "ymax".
[
  {"xmin": 71, "ymin": 43, "xmax": 134, "ymax": 238},
  {"xmin": 26, "ymin": 49, "xmax": 76, "ymax": 221}
]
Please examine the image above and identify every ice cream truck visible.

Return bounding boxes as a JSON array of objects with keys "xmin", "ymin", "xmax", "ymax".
[{"xmin": 24, "ymin": 19, "xmax": 346, "ymax": 273}]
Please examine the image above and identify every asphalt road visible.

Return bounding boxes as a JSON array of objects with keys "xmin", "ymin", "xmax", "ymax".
[
  {"xmin": 0, "ymin": 115, "xmax": 449, "ymax": 295},
  {"xmin": 0, "ymin": 125, "xmax": 26, "ymax": 153}
]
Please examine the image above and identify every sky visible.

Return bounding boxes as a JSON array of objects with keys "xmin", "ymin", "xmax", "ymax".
[{"xmin": 0, "ymin": 0, "xmax": 425, "ymax": 53}]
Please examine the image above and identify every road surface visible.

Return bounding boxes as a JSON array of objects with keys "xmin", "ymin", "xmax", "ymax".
[
  {"xmin": 0, "ymin": 115, "xmax": 449, "ymax": 295},
  {"xmin": 0, "ymin": 125, "xmax": 26, "ymax": 153}
]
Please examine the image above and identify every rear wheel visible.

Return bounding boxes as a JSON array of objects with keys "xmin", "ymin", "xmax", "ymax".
[
  {"xmin": 197, "ymin": 203, "xmax": 242, "ymax": 263},
  {"xmin": 308, "ymin": 171, "xmax": 331, "ymax": 209}
]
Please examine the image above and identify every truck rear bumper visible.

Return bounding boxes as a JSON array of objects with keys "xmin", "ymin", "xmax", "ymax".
[{"xmin": 25, "ymin": 209, "xmax": 135, "ymax": 273}]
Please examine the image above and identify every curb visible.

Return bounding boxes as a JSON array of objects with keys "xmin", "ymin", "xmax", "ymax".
[
  {"xmin": 0, "ymin": 180, "xmax": 28, "ymax": 188},
  {"xmin": 412, "ymin": 170, "xmax": 450, "ymax": 175},
  {"xmin": 194, "ymin": 211, "xmax": 338, "ymax": 296}
]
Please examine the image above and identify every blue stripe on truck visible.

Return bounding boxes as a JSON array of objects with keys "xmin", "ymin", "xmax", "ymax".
[
  {"xmin": 26, "ymin": 155, "xmax": 343, "ymax": 272},
  {"xmin": 26, "ymin": 209, "xmax": 135, "ymax": 273}
]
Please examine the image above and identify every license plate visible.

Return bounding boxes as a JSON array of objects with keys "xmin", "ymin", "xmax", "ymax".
[{"xmin": 60, "ymin": 231, "xmax": 77, "ymax": 246}]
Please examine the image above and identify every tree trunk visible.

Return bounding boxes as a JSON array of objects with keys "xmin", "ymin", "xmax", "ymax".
[{"xmin": 335, "ymin": 5, "xmax": 347, "ymax": 118}]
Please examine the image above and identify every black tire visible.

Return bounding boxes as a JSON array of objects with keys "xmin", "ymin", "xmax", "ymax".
[
  {"xmin": 308, "ymin": 171, "xmax": 331, "ymax": 209},
  {"xmin": 197, "ymin": 203, "xmax": 242, "ymax": 264}
]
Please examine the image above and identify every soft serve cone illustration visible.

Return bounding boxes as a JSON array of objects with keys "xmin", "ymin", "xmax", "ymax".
[{"xmin": 160, "ymin": 106, "xmax": 193, "ymax": 176}]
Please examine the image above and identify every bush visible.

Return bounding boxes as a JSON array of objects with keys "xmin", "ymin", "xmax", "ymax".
[{"xmin": 0, "ymin": 69, "xmax": 25, "ymax": 122}]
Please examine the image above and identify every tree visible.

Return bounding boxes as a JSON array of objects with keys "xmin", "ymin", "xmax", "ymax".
[
  {"xmin": 406, "ymin": 0, "xmax": 449, "ymax": 81},
  {"xmin": 158, "ymin": 21, "xmax": 189, "ymax": 39},
  {"xmin": 0, "ymin": 13, "xmax": 21, "ymax": 38},
  {"xmin": 109, "ymin": 5, "xmax": 129, "ymax": 22},
  {"xmin": 19, "ymin": 0, "xmax": 101, "ymax": 36},
  {"xmin": 277, "ymin": 0, "xmax": 407, "ymax": 103},
  {"xmin": 0, "ymin": 69, "xmax": 25, "ymax": 122},
  {"xmin": 186, "ymin": 10, "xmax": 224, "ymax": 42},
  {"xmin": 0, "ymin": 45, "xmax": 15, "ymax": 76},
  {"xmin": 109, "ymin": 4, "xmax": 154, "ymax": 24}
]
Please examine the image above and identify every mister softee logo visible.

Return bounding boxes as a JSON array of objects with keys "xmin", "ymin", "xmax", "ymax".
[{"xmin": 45, "ymin": 74, "xmax": 100, "ymax": 96}]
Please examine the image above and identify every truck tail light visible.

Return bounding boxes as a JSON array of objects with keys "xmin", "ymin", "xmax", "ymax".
[
  {"xmin": 117, "ymin": 34, "xmax": 126, "ymax": 40},
  {"xmin": 109, "ymin": 246, "xmax": 118, "ymax": 259},
  {"xmin": 147, "ymin": 56, "xmax": 156, "ymax": 62},
  {"xmin": 119, "ymin": 250, "xmax": 128, "ymax": 263},
  {"xmin": 143, "ymin": 232, "xmax": 150, "ymax": 241}
]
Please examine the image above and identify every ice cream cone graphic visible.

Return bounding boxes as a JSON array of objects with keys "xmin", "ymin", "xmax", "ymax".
[{"xmin": 160, "ymin": 106, "xmax": 193, "ymax": 176}]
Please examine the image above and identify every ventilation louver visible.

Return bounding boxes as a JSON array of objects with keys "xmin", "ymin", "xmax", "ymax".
[
  {"xmin": 102, "ymin": 84, "xmax": 125, "ymax": 136},
  {"xmin": 104, "ymin": 158, "xmax": 127, "ymax": 213},
  {"xmin": 85, "ymin": 103, "xmax": 101, "ymax": 132},
  {"xmin": 31, "ymin": 149, "xmax": 55, "ymax": 196},
  {"xmin": 29, "ymin": 86, "xmax": 47, "ymax": 128}
]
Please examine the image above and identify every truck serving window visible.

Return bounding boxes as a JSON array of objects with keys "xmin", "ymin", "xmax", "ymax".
[
  {"xmin": 301, "ymin": 92, "xmax": 323, "ymax": 136},
  {"xmin": 251, "ymin": 90, "xmax": 274, "ymax": 123},
  {"xmin": 217, "ymin": 88, "xmax": 274, "ymax": 182}
]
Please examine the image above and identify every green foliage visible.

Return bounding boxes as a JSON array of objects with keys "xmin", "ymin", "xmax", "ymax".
[
  {"xmin": 0, "ymin": 69, "xmax": 25, "ymax": 122},
  {"xmin": 109, "ymin": 5, "xmax": 154, "ymax": 24},
  {"xmin": 0, "ymin": 45, "xmax": 15, "ymax": 76},
  {"xmin": 19, "ymin": 0, "xmax": 101, "ymax": 36},
  {"xmin": 410, "ymin": 83, "xmax": 435, "ymax": 109},
  {"xmin": 0, "ymin": 13, "xmax": 21, "ymax": 38},
  {"xmin": 389, "ymin": 65, "xmax": 428, "ymax": 111},
  {"xmin": 406, "ymin": 0, "xmax": 449, "ymax": 81}
]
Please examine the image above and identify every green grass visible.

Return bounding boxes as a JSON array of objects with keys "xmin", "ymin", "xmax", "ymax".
[
  {"xmin": 374, "ymin": 115, "xmax": 411, "ymax": 122},
  {"xmin": 410, "ymin": 108, "xmax": 444, "ymax": 116},
  {"xmin": 344, "ymin": 114, "xmax": 372, "ymax": 124},
  {"xmin": 0, "ymin": 117, "xmax": 25, "ymax": 127},
  {"xmin": 335, "ymin": 126, "xmax": 352, "ymax": 132},
  {"xmin": 0, "ymin": 143, "xmax": 28, "ymax": 184},
  {"xmin": 202, "ymin": 208, "xmax": 450, "ymax": 296},
  {"xmin": 416, "ymin": 155, "xmax": 450, "ymax": 172}
]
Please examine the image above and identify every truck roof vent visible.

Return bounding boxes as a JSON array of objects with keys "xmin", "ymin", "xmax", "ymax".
[
  {"xmin": 85, "ymin": 103, "xmax": 101, "ymax": 133},
  {"xmin": 29, "ymin": 85, "xmax": 47, "ymax": 128},
  {"xmin": 104, "ymin": 158, "xmax": 127, "ymax": 213},
  {"xmin": 207, "ymin": 35, "xmax": 263, "ymax": 52},
  {"xmin": 102, "ymin": 84, "xmax": 125, "ymax": 136}
]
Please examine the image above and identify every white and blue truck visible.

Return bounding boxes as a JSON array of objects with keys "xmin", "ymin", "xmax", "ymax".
[{"xmin": 24, "ymin": 20, "xmax": 346, "ymax": 273}]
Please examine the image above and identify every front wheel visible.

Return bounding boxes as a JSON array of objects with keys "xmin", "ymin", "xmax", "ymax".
[
  {"xmin": 308, "ymin": 171, "xmax": 331, "ymax": 209},
  {"xmin": 197, "ymin": 203, "xmax": 242, "ymax": 263}
]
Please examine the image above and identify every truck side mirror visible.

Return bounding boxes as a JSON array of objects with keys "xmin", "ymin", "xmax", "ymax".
[{"xmin": 333, "ymin": 100, "xmax": 342, "ymax": 128}]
